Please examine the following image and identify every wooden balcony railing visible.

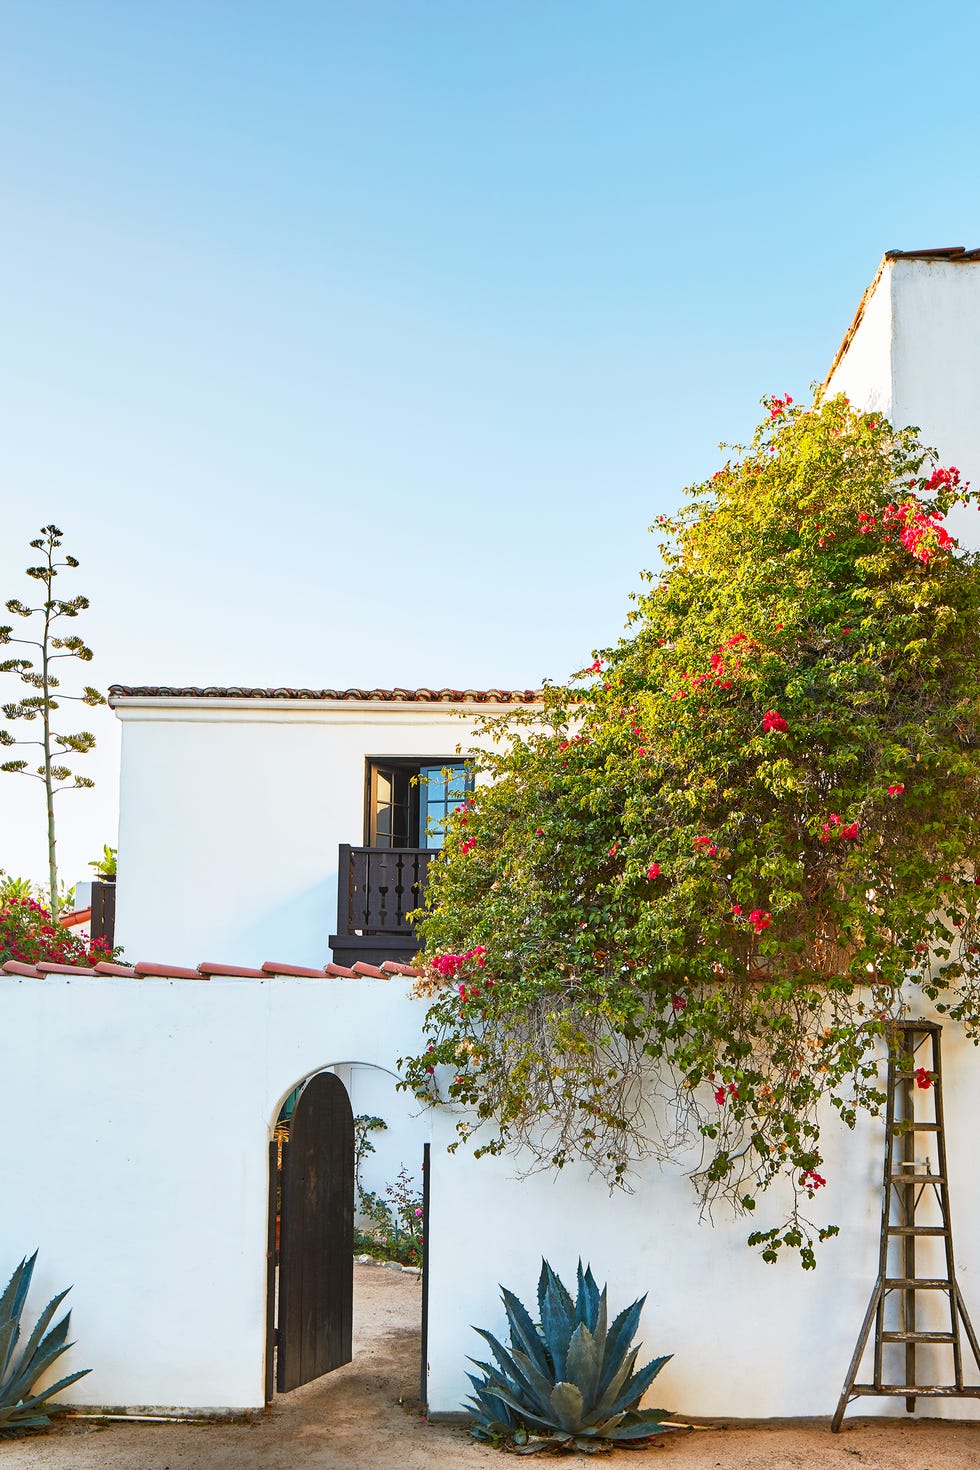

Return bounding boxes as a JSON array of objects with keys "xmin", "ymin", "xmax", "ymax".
[{"xmin": 329, "ymin": 846, "xmax": 436, "ymax": 966}]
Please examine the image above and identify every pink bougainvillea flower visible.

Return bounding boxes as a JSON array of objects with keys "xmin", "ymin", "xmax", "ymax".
[
  {"xmin": 731, "ymin": 904, "xmax": 743, "ymax": 917},
  {"xmin": 671, "ymin": 993, "xmax": 687, "ymax": 1011},
  {"xmin": 713, "ymin": 1086, "xmax": 727, "ymax": 1106},
  {"xmin": 748, "ymin": 909, "xmax": 772, "ymax": 933},
  {"xmin": 887, "ymin": 784, "xmax": 904, "ymax": 796},
  {"xmin": 915, "ymin": 1066, "xmax": 934, "ymax": 1089},
  {"xmin": 693, "ymin": 836, "xmax": 717, "ymax": 856},
  {"xmin": 762, "ymin": 709, "xmax": 788, "ymax": 733},
  {"xmin": 609, "ymin": 842, "xmax": 619, "ymax": 857},
  {"xmin": 801, "ymin": 1169, "xmax": 827, "ymax": 1190},
  {"xmin": 588, "ymin": 659, "xmax": 602, "ymax": 673},
  {"xmin": 647, "ymin": 862, "xmax": 662, "ymax": 880}
]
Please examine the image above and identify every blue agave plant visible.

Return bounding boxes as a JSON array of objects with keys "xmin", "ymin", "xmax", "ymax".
[
  {"xmin": 0, "ymin": 1253, "xmax": 90, "ymax": 1434},
  {"xmin": 466, "ymin": 1259, "xmax": 672, "ymax": 1453}
]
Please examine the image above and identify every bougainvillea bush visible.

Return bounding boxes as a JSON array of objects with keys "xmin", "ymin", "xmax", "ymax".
[
  {"xmin": 403, "ymin": 394, "xmax": 980, "ymax": 1267},
  {"xmin": 0, "ymin": 896, "xmax": 115, "ymax": 968}
]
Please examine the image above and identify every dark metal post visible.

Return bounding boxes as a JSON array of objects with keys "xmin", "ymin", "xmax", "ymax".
[{"xmin": 419, "ymin": 1141, "xmax": 430, "ymax": 1408}]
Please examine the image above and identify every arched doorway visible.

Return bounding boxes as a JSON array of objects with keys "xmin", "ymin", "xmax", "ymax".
[{"xmin": 266, "ymin": 1071, "xmax": 354, "ymax": 1396}]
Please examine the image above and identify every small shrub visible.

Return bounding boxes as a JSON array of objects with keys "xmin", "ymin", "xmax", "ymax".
[{"xmin": 356, "ymin": 1166, "xmax": 423, "ymax": 1266}]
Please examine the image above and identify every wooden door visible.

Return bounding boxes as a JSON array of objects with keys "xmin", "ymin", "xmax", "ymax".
[{"xmin": 276, "ymin": 1071, "xmax": 354, "ymax": 1391}]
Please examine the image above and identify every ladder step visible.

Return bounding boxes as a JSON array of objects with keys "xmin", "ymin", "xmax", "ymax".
[
  {"xmin": 851, "ymin": 1385, "xmax": 980, "ymax": 1398},
  {"xmin": 887, "ymin": 1226, "xmax": 948, "ymax": 1235},
  {"xmin": 890, "ymin": 1173, "xmax": 947, "ymax": 1184},
  {"xmin": 881, "ymin": 1331, "xmax": 956, "ymax": 1343},
  {"xmin": 885, "ymin": 1278, "xmax": 953, "ymax": 1290},
  {"xmin": 891, "ymin": 1122, "xmax": 940, "ymax": 1131}
]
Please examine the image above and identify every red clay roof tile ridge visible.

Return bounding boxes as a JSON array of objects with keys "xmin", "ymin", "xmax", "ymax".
[{"xmin": 108, "ymin": 684, "xmax": 543, "ymax": 703}]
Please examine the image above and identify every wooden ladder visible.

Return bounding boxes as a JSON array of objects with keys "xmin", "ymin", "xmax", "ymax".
[{"xmin": 831, "ymin": 1020, "xmax": 980, "ymax": 1431}]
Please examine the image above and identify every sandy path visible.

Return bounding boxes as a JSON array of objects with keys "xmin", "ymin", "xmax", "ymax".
[{"xmin": 3, "ymin": 1264, "xmax": 980, "ymax": 1469}]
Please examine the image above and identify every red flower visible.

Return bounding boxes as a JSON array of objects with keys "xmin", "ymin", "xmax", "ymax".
[
  {"xmin": 748, "ymin": 909, "xmax": 771, "ymax": 933},
  {"xmin": 762, "ymin": 710, "xmax": 788, "ymax": 733},
  {"xmin": 693, "ymin": 836, "xmax": 717, "ymax": 857},
  {"xmin": 887, "ymin": 784, "xmax": 904, "ymax": 796},
  {"xmin": 915, "ymin": 1066, "xmax": 934, "ymax": 1090},
  {"xmin": 647, "ymin": 863, "xmax": 662, "ymax": 880},
  {"xmin": 731, "ymin": 904, "xmax": 743, "ymax": 917},
  {"xmin": 801, "ymin": 1169, "xmax": 827, "ymax": 1190},
  {"xmin": 671, "ymin": 993, "xmax": 686, "ymax": 1011},
  {"xmin": 714, "ymin": 1086, "xmax": 727, "ymax": 1106}
]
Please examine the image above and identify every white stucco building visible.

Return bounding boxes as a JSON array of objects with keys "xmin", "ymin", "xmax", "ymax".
[
  {"xmin": 824, "ymin": 246, "xmax": 980, "ymax": 549},
  {"xmin": 109, "ymin": 684, "xmax": 540, "ymax": 969},
  {"xmin": 4, "ymin": 248, "xmax": 980, "ymax": 1428}
]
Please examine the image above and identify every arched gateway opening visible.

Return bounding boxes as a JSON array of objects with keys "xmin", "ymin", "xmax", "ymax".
[{"xmin": 265, "ymin": 1063, "xmax": 429, "ymax": 1405}]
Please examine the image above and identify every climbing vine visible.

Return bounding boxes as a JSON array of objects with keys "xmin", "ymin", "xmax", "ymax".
[{"xmin": 402, "ymin": 394, "xmax": 980, "ymax": 1265}]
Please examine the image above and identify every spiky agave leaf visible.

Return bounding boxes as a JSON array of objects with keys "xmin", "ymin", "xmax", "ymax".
[
  {"xmin": 575, "ymin": 1261, "xmax": 602, "ymax": 1331},
  {"xmin": 537, "ymin": 1261, "xmax": 575, "ymax": 1379},
  {"xmin": 0, "ymin": 1255, "xmax": 89, "ymax": 1435}
]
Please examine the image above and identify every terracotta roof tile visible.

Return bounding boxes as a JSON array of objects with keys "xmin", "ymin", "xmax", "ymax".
[
  {"xmin": 109, "ymin": 685, "xmax": 542, "ymax": 704},
  {"xmin": 36, "ymin": 961, "xmax": 103, "ymax": 977},
  {"xmin": 261, "ymin": 961, "xmax": 329, "ymax": 977},
  {"xmin": 16, "ymin": 954, "xmax": 417, "ymax": 983},
  {"xmin": 198, "ymin": 961, "xmax": 268, "ymax": 978},
  {"xmin": 884, "ymin": 245, "xmax": 980, "ymax": 261},
  {"xmin": 133, "ymin": 961, "xmax": 209, "ymax": 980}
]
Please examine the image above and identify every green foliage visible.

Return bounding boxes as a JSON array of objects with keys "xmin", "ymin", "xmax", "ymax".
[
  {"xmin": 355, "ymin": 1166, "xmax": 424, "ymax": 1266},
  {"xmin": 0, "ymin": 1252, "xmax": 90, "ymax": 1434},
  {"xmin": 466, "ymin": 1260, "xmax": 670, "ymax": 1453},
  {"xmin": 1, "ymin": 526, "xmax": 106, "ymax": 918},
  {"xmin": 351, "ymin": 1113, "xmax": 424, "ymax": 1265},
  {"xmin": 403, "ymin": 394, "xmax": 980, "ymax": 1264},
  {"xmin": 87, "ymin": 846, "xmax": 116, "ymax": 878}
]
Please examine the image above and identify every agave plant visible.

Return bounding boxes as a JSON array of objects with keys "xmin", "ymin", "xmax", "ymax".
[
  {"xmin": 0, "ymin": 1253, "xmax": 90, "ymax": 1434},
  {"xmin": 466, "ymin": 1259, "xmax": 671, "ymax": 1453}
]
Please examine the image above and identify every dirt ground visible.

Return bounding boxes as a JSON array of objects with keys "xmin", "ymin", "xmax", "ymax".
[{"xmin": 4, "ymin": 1263, "xmax": 980, "ymax": 1470}]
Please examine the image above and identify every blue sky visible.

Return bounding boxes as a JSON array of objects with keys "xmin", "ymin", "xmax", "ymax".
[{"xmin": 2, "ymin": 1, "xmax": 980, "ymax": 883}]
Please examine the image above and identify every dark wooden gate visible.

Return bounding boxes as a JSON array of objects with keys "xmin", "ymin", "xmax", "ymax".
[{"xmin": 274, "ymin": 1071, "xmax": 354, "ymax": 1393}]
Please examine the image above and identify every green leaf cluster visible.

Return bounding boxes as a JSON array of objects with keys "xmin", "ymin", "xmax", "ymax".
[{"xmin": 403, "ymin": 395, "xmax": 980, "ymax": 1264}]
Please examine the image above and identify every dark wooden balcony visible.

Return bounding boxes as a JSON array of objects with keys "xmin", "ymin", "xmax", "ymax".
[{"xmin": 329, "ymin": 845, "xmax": 436, "ymax": 968}]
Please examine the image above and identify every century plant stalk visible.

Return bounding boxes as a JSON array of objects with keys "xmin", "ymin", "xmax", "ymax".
[{"xmin": 0, "ymin": 525, "xmax": 105, "ymax": 919}]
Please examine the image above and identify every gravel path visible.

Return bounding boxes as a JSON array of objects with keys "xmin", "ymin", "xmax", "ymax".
[{"xmin": 3, "ymin": 1264, "xmax": 979, "ymax": 1468}]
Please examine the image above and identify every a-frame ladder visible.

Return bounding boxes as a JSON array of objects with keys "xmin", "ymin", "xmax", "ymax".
[{"xmin": 832, "ymin": 1020, "xmax": 980, "ymax": 1430}]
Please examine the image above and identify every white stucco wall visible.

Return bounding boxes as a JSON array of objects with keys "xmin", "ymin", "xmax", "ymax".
[
  {"xmin": 426, "ymin": 1000, "xmax": 980, "ymax": 1421},
  {"xmin": 825, "ymin": 256, "xmax": 980, "ymax": 551},
  {"xmin": 4, "ymin": 968, "xmax": 978, "ymax": 1420},
  {"xmin": 823, "ymin": 262, "xmax": 893, "ymax": 420},
  {"xmin": 112, "ymin": 696, "xmax": 525, "ymax": 969},
  {"xmin": 0, "ymin": 971, "xmax": 427, "ymax": 1413}
]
